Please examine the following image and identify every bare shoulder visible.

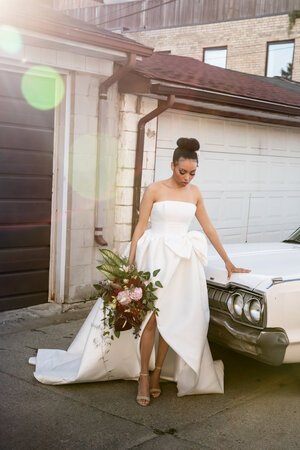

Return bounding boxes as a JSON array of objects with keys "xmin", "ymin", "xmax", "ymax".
[
  {"xmin": 190, "ymin": 184, "xmax": 203, "ymax": 204},
  {"xmin": 145, "ymin": 181, "xmax": 162, "ymax": 196},
  {"xmin": 142, "ymin": 182, "xmax": 160, "ymax": 202}
]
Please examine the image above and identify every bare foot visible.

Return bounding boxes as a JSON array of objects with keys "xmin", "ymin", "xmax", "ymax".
[{"xmin": 136, "ymin": 373, "xmax": 150, "ymax": 406}]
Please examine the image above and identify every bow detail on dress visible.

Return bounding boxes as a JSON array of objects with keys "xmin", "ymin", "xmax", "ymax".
[{"xmin": 164, "ymin": 231, "xmax": 208, "ymax": 265}]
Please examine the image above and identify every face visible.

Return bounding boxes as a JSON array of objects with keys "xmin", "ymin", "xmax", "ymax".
[{"xmin": 171, "ymin": 158, "xmax": 198, "ymax": 186}]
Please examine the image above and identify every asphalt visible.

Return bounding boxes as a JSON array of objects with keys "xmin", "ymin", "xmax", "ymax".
[{"xmin": 1, "ymin": 301, "xmax": 300, "ymax": 450}]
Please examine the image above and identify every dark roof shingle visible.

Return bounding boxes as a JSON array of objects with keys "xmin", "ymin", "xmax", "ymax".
[{"xmin": 135, "ymin": 53, "xmax": 300, "ymax": 108}]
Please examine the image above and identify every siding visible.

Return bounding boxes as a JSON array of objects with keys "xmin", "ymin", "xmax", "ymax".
[{"xmin": 55, "ymin": 0, "xmax": 300, "ymax": 31}]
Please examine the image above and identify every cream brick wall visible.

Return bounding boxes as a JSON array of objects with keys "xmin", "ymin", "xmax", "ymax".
[
  {"xmin": 65, "ymin": 72, "xmax": 100, "ymax": 303},
  {"xmin": 66, "ymin": 79, "xmax": 124, "ymax": 303},
  {"xmin": 126, "ymin": 15, "xmax": 300, "ymax": 81},
  {"xmin": 114, "ymin": 94, "xmax": 158, "ymax": 249}
]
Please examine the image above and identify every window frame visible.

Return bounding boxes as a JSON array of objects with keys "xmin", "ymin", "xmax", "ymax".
[
  {"xmin": 203, "ymin": 46, "xmax": 228, "ymax": 69},
  {"xmin": 265, "ymin": 39, "xmax": 295, "ymax": 78}
]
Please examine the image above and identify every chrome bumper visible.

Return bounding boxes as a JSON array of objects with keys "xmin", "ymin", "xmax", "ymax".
[{"xmin": 208, "ymin": 310, "xmax": 289, "ymax": 366}]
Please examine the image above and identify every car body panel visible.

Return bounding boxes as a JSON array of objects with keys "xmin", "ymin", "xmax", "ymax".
[{"xmin": 205, "ymin": 241, "xmax": 300, "ymax": 365}]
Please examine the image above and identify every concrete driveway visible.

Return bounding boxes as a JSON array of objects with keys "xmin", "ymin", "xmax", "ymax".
[{"xmin": 1, "ymin": 303, "xmax": 299, "ymax": 449}]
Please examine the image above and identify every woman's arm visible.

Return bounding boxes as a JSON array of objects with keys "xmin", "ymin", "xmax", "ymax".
[
  {"xmin": 128, "ymin": 186, "xmax": 155, "ymax": 265},
  {"xmin": 195, "ymin": 190, "xmax": 251, "ymax": 278}
]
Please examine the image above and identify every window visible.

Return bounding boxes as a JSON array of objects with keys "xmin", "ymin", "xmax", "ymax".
[
  {"xmin": 266, "ymin": 41, "xmax": 294, "ymax": 79},
  {"xmin": 203, "ymin": 47, "xmax": 227, "ymax": 68}
]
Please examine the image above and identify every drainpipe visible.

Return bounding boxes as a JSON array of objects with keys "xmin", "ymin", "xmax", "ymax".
[
  {"xmin": 99, "ymin": 53, "xmax": 137, "ymax": 100},
  {"xmin": 131, "ymin": 94, "xmax": 176, "ymax": 235},
  {"xmin": 95, "ymin": 53, "xmax": 137, "ymax": 246}
]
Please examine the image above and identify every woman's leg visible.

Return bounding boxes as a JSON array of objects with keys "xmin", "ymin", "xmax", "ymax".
[
  {"xmin": 155, "ymin": 334, "xmax": 169, "ymax": 368},
  {"xmin": 137, "ymin": 314, "xmax": 157, "ymax": 404},
  {"xmin": 150, "ymin": 333, "xmax": 169, "ymax": 395}
]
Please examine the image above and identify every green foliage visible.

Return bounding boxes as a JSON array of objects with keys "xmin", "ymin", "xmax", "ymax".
[
  {"xmin": 288, "ymin": 10, "xmax": 300, "ymax": 32},
  {"xmin": 281, "ymin": 62, "xmax": 293, "ymax": 80},
  {"xmin": 94, "ymin": 249, "xmax": 163, "ymax": 340}
]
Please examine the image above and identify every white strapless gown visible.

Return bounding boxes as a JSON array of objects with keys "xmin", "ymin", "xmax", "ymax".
[{"xmin": 29, "ymin": 201, "xmax": 224, "ymax": 396}]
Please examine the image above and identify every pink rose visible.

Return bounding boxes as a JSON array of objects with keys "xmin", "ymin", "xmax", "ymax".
[
  {"xmin": 116, "ymin": 290, "xmax": 131, "ymax": 306},
  {"xmin": 129, "ymin": 287, "xmax": 143, "ymax": 301}
]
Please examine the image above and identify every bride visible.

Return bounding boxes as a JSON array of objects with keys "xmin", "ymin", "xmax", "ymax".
[{"xmin": 29, "ymin": 137, "xmax": 250, "ymax": 406}]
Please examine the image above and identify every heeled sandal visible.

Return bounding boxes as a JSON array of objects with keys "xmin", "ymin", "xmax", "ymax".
[
  {"xmin": 150, "ymin": 366, "xmax": 162, "ymax": 398},
  {"xmin": 136, "ymin": 373, "xmax": 150, "ymax": 407}
]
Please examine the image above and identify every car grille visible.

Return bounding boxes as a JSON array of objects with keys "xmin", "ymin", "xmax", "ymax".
[{"xmin": 207, "ymin": 283, "xmax": 265, "ymax": 329}]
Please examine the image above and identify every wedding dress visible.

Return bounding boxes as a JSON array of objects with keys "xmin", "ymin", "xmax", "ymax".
[{"xmin": 29, "ymin": 201, "xmax": 224, "ymax": 396}]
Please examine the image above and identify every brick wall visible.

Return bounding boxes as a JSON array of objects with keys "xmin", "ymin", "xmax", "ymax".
[
  {"xmin": 66, "ymin": 72, "xmax": 101, "ymax": 302},
  {"xmin": 114, "ymin": 94, "xmax": 158, "ymax": 250},
  {"xmin": 126, "ymin": 14, "xmax": 300, "ymax": 81}
]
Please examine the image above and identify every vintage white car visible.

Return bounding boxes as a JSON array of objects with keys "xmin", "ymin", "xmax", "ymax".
[{"xmin": 205, "ymin": 228, "xmax": 300, "ymax": 365}]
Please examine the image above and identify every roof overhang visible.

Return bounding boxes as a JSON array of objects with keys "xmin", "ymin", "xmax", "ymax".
[
  {"xmin": 1, "ymin": 6, "xmax": 153, "ymax": 59},
  {"xmin": 119, "ymin": 73, "xmax": 300, "ymax": 127}
]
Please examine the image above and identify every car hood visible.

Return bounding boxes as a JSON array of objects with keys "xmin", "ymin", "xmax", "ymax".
[{"xmin": 205, "ymin": 242, "xmax": 300, "ymax": 292}]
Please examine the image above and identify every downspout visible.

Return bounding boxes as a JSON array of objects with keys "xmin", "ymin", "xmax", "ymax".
[
  {"xmin": 95, "ymin": 53, "xmax": 137, "ymax": 246},
  {"xmin": 99, "ymin": 52, "xmax": 137, "ymax": 100},
  {"xmin": 131, "ymin": 94, "xmax": 176, "ymax": 235}
]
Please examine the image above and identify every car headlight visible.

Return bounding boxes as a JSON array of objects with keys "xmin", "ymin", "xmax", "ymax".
[
  {"xmin": 227, "ymin": 293, "xmax": 243, "ymax": 317},
  {"xmin": 244, "ymin": 298, "xmax": 262, "ymax": 324}
]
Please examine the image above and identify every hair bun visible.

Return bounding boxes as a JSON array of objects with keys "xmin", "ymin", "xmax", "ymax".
[{"xmin": 176, "ymin": 137, "xmax": 200, "ymax": 152}]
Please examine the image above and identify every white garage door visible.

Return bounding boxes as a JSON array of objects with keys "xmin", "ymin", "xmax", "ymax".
[{"xmin": 155, "ymin": 110, "xmax": 300, "ymax": 243}]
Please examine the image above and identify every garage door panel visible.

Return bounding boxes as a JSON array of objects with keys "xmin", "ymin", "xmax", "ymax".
[
  {"xmin": 284, "ymin": 195, "xmax": 300, "ymax": 221},
  {"xmin": 247, "ymin": 160, "xmax": 268, "ymax": 186},
  {"xmin": 219, "ymin": 193, "xmax": 249, "ymax": 227},
  {"xmin": 0, "ymin": 126, "xmax": 54, "ymax": 152},
  {"xmin": 0, "ymin": 149, "xmax": 53, "ymax": 176},
  {"xmin": 0, "ymin": 98, "xmax": 54, "ymax": 129},
  {"xmin": 200, "ymin": 117, "xmax": 225, "ymax": 149},
  {"xmin": 246, "ymin": 225, "xmax": 292, "ymax": 243},
  {"xmin": 268, "ymin": 162, "xmax": 285, "ymax": 185},
  {"xmin": 249, "ymin": 125, "xmax": 268, "ymax": 150},
  {"xmin": 0, "ymin": 177, "xmax": 52, "ymax": 199},
  {"xmin": 226, "ymin": 122, "xmax": 248, "ymax": 150},
  {"xmin": 246, "ymin": 192, "xmax": 300, "ymax": 227},
  {"xmin": 287, "ymin": 129, "xmax": 300, "ymax": 154},
  {"xmin": 0, "ymin": 71, "xmax": 24, "ymax": 99},
  {"xmin": 0, "ymin": 292, "xmax": 49, "ymax": 311},
  {"xmin": 199, "ymin": 152, "xmax": 300, "ymax": 191},
  {"xmin": 268, "ymin": 128, "xmax": 287, "ymax": 155},
  {"xmin": 288, "ymin": 162, "xmax": 300, "ymax": 185},
  {"xmin": 0, "ymin": 247, "xmax": 50, "ymax": 273},
  {"xmin": 214, "ymin": 227, "xmax": 247, "ymax": 243},
  {"xmin": 0, "ymin": 201, "xmax": 51, "ymax": 224},
  {"xmin": 197, "ymin": 154, "xmax": 225, "ymax": 187},
  {"xmin": 0, "ymin": 225, "xmax": 50, "ymax": 248},
  {"xmin": 0, "ymin": 270, "xmax": 49, "ymax": 297}
]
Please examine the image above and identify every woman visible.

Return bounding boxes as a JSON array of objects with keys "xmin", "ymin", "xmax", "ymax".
[
  {"xmin": 128, "ymin": 137, "xmax": 250, "ymax": 406},
  {"xmin": 29, "ymin": 138, "xmax": 250, "ymax": 405}
]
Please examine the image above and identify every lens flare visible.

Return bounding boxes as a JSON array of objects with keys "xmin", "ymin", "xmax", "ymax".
[
  {"xmin": 69, "ymin": 134, "xmax": 118, "ymax": 203},
  {"xmin": 0, "ymin": 25, "xmax": 22, "ymax": 55},
  {"xmin": 69, "ymin": 134, "xmax": 99, "ymax": 201},
  {"xmin": 21, "ymin": 66, "xmax": 65, "ymax": 110}
]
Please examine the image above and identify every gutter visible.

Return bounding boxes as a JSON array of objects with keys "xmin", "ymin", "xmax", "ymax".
[
  {"xmin": 2, "ymin": 7, "xmax": 153, "ymax": 57},
  {"xmin": 95, "ymin": 53, "xmax": 137, "ymax": 246},
  {"xmin": 150, "ymin": 83, "xmax": 300, "ymax": 116},
  {"xmin": 131, "ymin": 94, "xmax": 175, "ymax": 235}
]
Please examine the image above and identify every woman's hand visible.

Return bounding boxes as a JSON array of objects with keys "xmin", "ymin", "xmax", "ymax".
[{"xmin": 225, "ymin": 260, "xmax": 251, "ymax": 279}]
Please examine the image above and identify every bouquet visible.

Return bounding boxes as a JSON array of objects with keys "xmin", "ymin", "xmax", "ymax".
[{"xmin": 94, "ymin": 249, "xmax": 162, "ymax": 339}]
